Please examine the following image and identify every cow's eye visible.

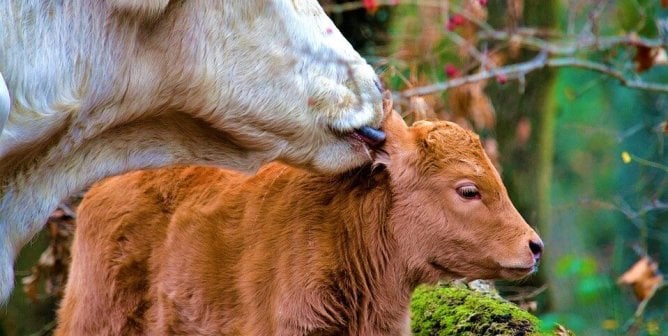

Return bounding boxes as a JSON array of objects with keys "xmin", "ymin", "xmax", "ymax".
[{"xmin": 456, "ymin": 185, "xmax": 481, "ymax": 200}]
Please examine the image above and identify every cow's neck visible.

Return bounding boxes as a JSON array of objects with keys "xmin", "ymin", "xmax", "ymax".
[
  {"xmin": 0, "ymin": 112, "xmax": 273, "ymax": 280},
  {"xmin": 325, "ymin": 174, "xmax": 412, "ymax": 335}
]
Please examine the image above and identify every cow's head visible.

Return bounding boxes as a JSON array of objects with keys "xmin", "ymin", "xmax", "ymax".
[
  {"xmin": 377, "ymin": 108, "xmax": 543, "ymax": 281},
  {"xmin": 109, "ymin": 0, "xmax": 386, "ymax": 174}
]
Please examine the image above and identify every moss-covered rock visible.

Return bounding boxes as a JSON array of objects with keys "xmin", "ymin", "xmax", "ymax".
[{"xmin": 410, "ymin": 285, "xmax": 543, "ymax": 336}]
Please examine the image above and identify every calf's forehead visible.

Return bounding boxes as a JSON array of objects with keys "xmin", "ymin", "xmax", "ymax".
[{"xmin": 415, "ymin": 121, "xmax": 504, "ymax": 188}]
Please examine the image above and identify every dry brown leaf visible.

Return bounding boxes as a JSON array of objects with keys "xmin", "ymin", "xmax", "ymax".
[
  {"xmin": 518, "ymin": 300, "xmax": 538, "ymax": 312},
  {"xmin": 508, "ymin": 34, "xmax": 523, "ymax": 59},
  {"xmin": 392, "ymin": 3, "xmax": 441, "ymax": 63},
  {"xmin": 21, "ymin": 199, "xmax": 79, "ymax": 302},
  {"xmin": 483, "ymin": 138, "xmax": 501, "ymax": 171},
  {"xmin": 634, "ymin": 45, "xmax": 668, "ymax": 72},
  {"xmin": 618, "ymin": 256, "xmax": 664, "ymax": 301},
  {"xmin": 487, "ymin": 50, "xmax": 507, "ymax": 68},
  {"xmin": 456, "ymin": 0, "xmax": 488, "ymax": 57},
  {"xmin": 507, "ymin": 0, "xmax": 524, "ymax": 31},
  {"xmin": 515, "ymin": 117, "xmax": 532, "ymax": 146},
  {"xmin": 409, "ymin": 96, "xmax": 437, "ymax": 122},
  {"xmin": 554, "ymin": 324, "xmax": 575, "ymax": 336},
  {"xmin": 448, "ymin": 81, "xmax": 496, "ymax": 130}
]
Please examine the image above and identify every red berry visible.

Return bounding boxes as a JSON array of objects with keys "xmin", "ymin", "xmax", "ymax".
[
  {"xmin": 450, "ymin": 15, "xmax": 466, "ymax": 25},
  {"xmin": 496, "ymin": 74, "xmax": 508, "ymax": 84},
  {"xmin": 446, "ymin": 15, "xmax": 466, "ymax": 31},
  {"xmin": 444, "ymin": 64, "xmax": 460, "ymax": 78},
  {"xmin": 479, "ymin": 0, "xmax": 489, "ymax": 6},
  {"xmin": 363, "ymin": 0, "xmax": 378, "ymax": 13}
]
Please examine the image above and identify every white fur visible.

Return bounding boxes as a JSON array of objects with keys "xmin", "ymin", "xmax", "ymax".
[
  {"xmin": 0, "ymin": 0, "xmax": 383, "ymax": 302},
  {"xmin": 0, "ymin": 73, "xmax": 8, "ymax": 133}
]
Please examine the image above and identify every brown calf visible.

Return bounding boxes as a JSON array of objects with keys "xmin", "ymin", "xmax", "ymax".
[{"xmin": 56, "ymin": 109, "xmax": 542, "ymax": 335}]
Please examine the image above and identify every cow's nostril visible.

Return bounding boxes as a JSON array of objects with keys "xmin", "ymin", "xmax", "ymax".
[{"xmin": 529, "ymin": 239, "xmax": 543, "ymax": 260}]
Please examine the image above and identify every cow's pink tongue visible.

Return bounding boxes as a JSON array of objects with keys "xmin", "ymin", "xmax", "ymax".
[{"xmin": 354, "ymin": 126, "xmax": 386, "ymax": 146}]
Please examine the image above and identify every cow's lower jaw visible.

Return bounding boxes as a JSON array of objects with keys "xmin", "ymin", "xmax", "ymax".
[{"xmin": 308, "ymin": 139, "xmax": 373, "ymax": 174}]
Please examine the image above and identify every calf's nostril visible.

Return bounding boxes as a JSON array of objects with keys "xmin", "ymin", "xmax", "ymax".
[{"xmin": 529, "ymin": 239, "xmax": 543, "ymax": 260}]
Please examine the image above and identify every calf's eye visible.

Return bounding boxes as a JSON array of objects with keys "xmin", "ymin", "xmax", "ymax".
[{"xmin": 456, "ymin": 185, "xmax": 481, "ymax": 200}]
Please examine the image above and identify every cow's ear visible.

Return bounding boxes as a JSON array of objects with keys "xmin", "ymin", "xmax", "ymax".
[{"xmin": 108, "ymin": 0, "xmax": 170, "ymax": 19}]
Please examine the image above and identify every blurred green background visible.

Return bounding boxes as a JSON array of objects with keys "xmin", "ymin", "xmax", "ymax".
[{"xmin": 2, "ymin": 1, "xmax": 666, "ymax": 335}]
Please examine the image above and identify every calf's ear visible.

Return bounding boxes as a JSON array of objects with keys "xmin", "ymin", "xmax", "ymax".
[
  {"xmin": 372, "ymin": 95, "xmax": 410, "ymax": 167},
  {"xmin": 108, "ymin": 0, "xmax": 170, "ymax": 19}
]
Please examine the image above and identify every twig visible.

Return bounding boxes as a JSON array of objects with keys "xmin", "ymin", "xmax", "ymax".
[
  {"xmin": 547, "ymin": 58, "xmax": 668, "ymax": 93},
  {"xmin": 401, "ymin": 51, "xmax": 668, "ymax": 97},
  {"xmin": 621, "ymin": 281, "xmax": 667, "ymax": 333},
  {"xmin": 27, "ymin": 320, "xmax": 57, "ymax": 336},
  {"xmin": 625, "ymin": 153, "xmax": 668, "ymax": 173},
  {"xmin": 323, "ymin": 0, "xmax": 402, "ymax": 14},
  {"xmin": 478, "ymin": 30, "xmax": 668, "ymax": 55},
  {"xmin": 503, "ymin": 284, "xmax": 549, "ymax": 302},
  {"xmin": 401, "ymin": 51, "xmax": 549, "ymax": 97}
]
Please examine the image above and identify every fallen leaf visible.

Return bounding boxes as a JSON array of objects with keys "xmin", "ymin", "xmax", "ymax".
[{"xmin": 618, "ymin": 256, "xmax": 664, "ymax": 301}]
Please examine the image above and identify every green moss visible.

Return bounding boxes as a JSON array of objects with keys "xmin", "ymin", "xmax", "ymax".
[{"xmin": 410, "ymin": 285, "xmax": 544, "ymax": 336}]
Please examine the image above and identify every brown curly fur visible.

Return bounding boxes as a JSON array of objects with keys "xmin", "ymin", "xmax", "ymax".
[{"xmin": 56, "ymin": 111, "xmax": 541, "ymax": 335}]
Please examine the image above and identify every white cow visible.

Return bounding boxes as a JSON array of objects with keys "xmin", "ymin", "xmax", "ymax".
[
  {"xmin": 0, "ymin": 73, "xmax": 8, "ymax": 132},
  {"xmin": 0, "ymin": 0, "xmax": 385, "ymax": 302}
]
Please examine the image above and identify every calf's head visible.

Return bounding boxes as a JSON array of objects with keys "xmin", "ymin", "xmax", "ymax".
[{"xmin": 378, "ymin": 110, "xmax": 543, "ymax": 281}]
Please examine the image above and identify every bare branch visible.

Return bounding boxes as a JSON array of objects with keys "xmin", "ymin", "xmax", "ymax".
[
  {"xmin": 401, "ymin": 51, "xmax": 668, "ymax": 97},
  {"xmin": 546, "ymin": 58, "xmax": 668, "ymax": 93},
  {"xmin": 478, "ymin": 30, "xmax": 668, "ymax": 55},
  {"xmin": 622, "ymin": 281, "xmax": 667, "ymax": 333},
  {"xmin": 401, "ymin": 51, "xmax": 549, "ymax": 97}
]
